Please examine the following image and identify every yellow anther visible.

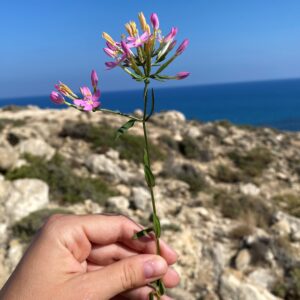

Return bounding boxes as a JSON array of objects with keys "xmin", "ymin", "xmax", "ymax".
[
  {"xmin": 125, "ymin": 23, "xmax": 133, "ymax": 37},
  {"xmin": 138, "ymin": 12, "xmax": 148, "ymax": 32},
  {"xmin": 145, "ymin": 24, "xmax": 151, "ymax": 35},
  {"xmin": 102, "ymin": 32, "xmax": 115, "ymax": 46},
  {"xmin": 129, "ymin": 21, "xmax": 138, "ymax": 36}
]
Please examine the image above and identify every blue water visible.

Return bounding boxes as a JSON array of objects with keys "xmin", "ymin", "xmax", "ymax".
[{"xmin": 1, "ymin": 78, "xmax": 300, "ymax": 131}]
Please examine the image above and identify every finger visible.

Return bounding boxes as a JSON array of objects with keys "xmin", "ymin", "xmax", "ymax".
[
  {"xmin": 71, "ymin": 254, "xmax": 168, "ymax": 299},
  {"xmin": 161, "ymin": 267, "xmax": 180, "ymax": 288},
  {"xmin": 77, "ymin": 215, "xmax": 178, "ymax": 263},
  {"xmin": 88, "ymin": 243, "xmax": 138, "ymax": 266}
]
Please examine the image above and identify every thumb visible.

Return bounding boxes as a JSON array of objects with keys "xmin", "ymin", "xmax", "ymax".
[{"xmin": 81, "ymin": 254, "xmax": 168, "ymax": 299}]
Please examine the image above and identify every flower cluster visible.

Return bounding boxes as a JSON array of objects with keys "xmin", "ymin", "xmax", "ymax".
[
  {"xmin": 50, "ymin": 11, "xmax": 190, "ymax": 300},
  {"xmin": 102, "ymin": 12, "xmax": 190, "ymax": 81},
  {"xmin": 50, "ymin": 70, "xmax": 101, "ymax": 111}
]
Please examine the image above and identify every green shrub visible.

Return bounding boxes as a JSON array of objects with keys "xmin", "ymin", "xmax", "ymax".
[
  {"xmin": 12, "ymin": 208, "xmax": 71, "ymax": 243},
  {"xmin": 59, "ymin": 122, "xmax": 165, "ymax": 164},
  {"xmin": 272, "ymin": 267, "xmax": 300, "ymax": 299},
  {"xmin": 228, "ymin": 147, "xmax": 272, "ymax": 177},
  {"xmin": 214, "ymin": 164, "xmax": 243, "ymax": 183},
  {"xmin": 159, "ymin": 134, "xmax": 179, "ymax": 151},
  {"xmin": 288, "ymin": 158, "xmax": 300, "ymax": 177},
  {"xmin": 273, "ymin": 194, "xmax": 300, "ymax": 218},
  {"xmin": 0, "ymin": 118, "xmax": 26, "ymax": 132},
  {"xmin": 178, "ymin": 136, "xmax": 200, "ymax": 159},
  {"xmin": 175, "ymin": 164, "xmax": 207, "ymax": 194},
  {"xmin": 178, "ymin": 136, "xmax": 212, "ymax": 162},
  {"xmin": 6, "ymin": 154, "xmax": 117, "ymax": 204},
  {"xmin": 213, "ymin": 191, "xmax": 273, "ymax": 228},
  {"xmin": 216, "ymin": 120, "xmax": 232, "ymax": 129}
]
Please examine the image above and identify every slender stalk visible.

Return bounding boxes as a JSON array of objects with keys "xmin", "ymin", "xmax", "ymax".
[
  {"xmin": 64, "ymin": 102, "xmax": 142, "ymax": 122},
  {"xmin": 98, "ymin": 108, "xmax": 142, "ymax": 122},
  {"xmin": 142, "ymin": 82, "xmax": 160, "ymax": 256}
]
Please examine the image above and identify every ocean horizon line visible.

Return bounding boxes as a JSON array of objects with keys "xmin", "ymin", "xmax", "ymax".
[{"xmin": 1, "ymin": 76, "xmax": 300, "ymax": 101}]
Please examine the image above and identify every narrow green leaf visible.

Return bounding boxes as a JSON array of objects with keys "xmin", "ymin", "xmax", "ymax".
[
  {"xmin": 122, "ymin": 67, "xmax": 144, "ymax": 80},
  {"xmin": 144, "ymin": 148, "xmax": 150, "ymax": 167},
  {"xmin": 154, "ymin": 55, "xmax": 176, "ymax": 75},
  {"xmin": 115, "ymin": 119, "xmax": 136, "ymax": 140},
  {"xmin": 132, "ymin": 227, "xmax": 153, "ymax": 240},
  {"xmin": 144, "ymin": 165, "xmax": 155, "ymax": 187},
  {"xmin": 153, "ymin": 215, "xmax": 161, "ymax": 238},
  {"xmin": 149, "ymin": 292, "xmax": 154, "ymax": 300},
  {"xmin": 156, "ymin": 279, "xmax": 166, "ymax": 296}
]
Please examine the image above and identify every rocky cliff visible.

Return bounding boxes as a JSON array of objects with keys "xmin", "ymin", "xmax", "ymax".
[{"xmin": 1, "ymin": 105, "xmax": 300, "ymax": 299}]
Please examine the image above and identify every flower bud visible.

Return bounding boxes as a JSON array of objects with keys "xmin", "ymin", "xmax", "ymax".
[
  {"xmin": 176, "ymin": 39, "xmax": 189, "ymax": 55},
  {"xmin": 150, "ymin": 13, "xmax": 159, "ymax": 30},
  {"xmin": 106, "ymin": 41, "xmax": 117, "ymax": 51},
  {"xmin": 125, "ymin": 23, "xmax": 134, "ymax": 37},
  {"xmin": 91, "ymin": 70, "xmax": 98, "ymax": 89},
  {"xmin": 176, "ymin": 72, "xmax": 190, "ymax": 80},
  {"xmin": 121, "ymin": 41, "xmax": 132, "ymax": 57},
  {"xmin": 102, "ymin": 32, "xmax": 116, "ymax": 46},
  {"xmin": 103, "ymin": 47, "xmax": 117, "ymax": 58},
  {"xmin": 55, "ymin": 82, "xmax": 78, "ymax": 99},
  {"xmin": 50, "ymin": 91, "xmax": 64, "ymax": 104},
  {"xmin": 138, "ymin": 12, "xmax": 148, "ymax": 31},
  {"xmin": 164, "ymin": 27, "xmax": 178, "ymax": 43}
]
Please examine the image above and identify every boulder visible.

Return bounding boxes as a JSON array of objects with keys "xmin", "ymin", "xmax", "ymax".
[
  {"xmin": 273, "ymin": 211, "xmax": 300, "ymax": 242},
  {"xmin": 220, "ymin": 270, "xmax": 280, "ymax": 300},
  {"xmin": 17, "ymin": 138, "xmax": 55, "ymax": 160},
  {"xmin": 248, "ymin": 268, "xmax": 277, "ymax": 290},
  {"xmin": 85, "ymin": 154, "xmax": 131, "ymax": 183},
  {"xmin": 0, "ymin": 146, "xmax": 18, "ymax": 171},
  {"xmin": 131, "ymin": 186, "xmax": 151, "ymax": 210},
  {"xmin": 107, "ymin": 196, "xmax": 130, "ymax": 212},
  {"xmin": 4, "ymin": 179, "xmax": 49, "ymax": 222},
  {"xmin": 240, "ymin": 183, "xmax": 260, "ymax": 196},
  {"xmin": 235, "ymin": 249, "xmax": 251, "ymax": 271}
]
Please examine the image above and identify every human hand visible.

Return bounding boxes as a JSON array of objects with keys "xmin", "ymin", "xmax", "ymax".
[{"xmin": 0, "ymin": 214, "xmax": 179, "ymax": 300}]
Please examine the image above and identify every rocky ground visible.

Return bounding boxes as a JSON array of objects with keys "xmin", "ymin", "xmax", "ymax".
[{"xmin": 1, "ymin": 105, "xmax": 300, "ymax": 299}]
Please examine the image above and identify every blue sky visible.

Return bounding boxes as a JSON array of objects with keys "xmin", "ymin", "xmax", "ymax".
[{"xmin": 1, "ymin": 0, "xmax": 300, "ymax": 98}]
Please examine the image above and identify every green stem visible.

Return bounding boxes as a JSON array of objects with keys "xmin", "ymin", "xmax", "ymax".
[
  {"xmin": 98, "ymin": 108, "xmax": 142, "ymax": 121},
  {"xmin": 64, "ymin": 102, "xmax": 142, "ymax": 122},
  {"xmin": 142, "ymin": 82, "xmax": 160, "ymax": 256}
]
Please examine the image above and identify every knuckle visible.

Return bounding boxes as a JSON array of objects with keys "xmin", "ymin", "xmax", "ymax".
[
  {"xmin": 120, "ymin": 262, "xmax": 138, "ymax": 290},
  {"xmin": 42, "ymin": 214, "xmax": 69, "ymax": 235}
]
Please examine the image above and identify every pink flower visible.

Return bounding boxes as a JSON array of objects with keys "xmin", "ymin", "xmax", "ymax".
[
  {"xmin": 80, "ymin": 86, "xmax": 93, "ymax": 98},
  {"xmin": 127, "ymin": 31, "xmax": 149, "ymax": 47},
  {"xmin": 54, "ymin": 82, "xmax": 78, "ymax": 99},
  {"xmin": 105, "ymin": 54, "xmax": 127, "ymax": 70},
  {"xmin": 164, "ymin": 27, "xmax": 178, "ymax": 43},
  {"xmin": 176, "ymin": 72, "xmax": 190, "ymax": 80},
  {"xmin": 103, "ymin": 47, "xmax": 118, "ymax": 58},
  {"xmin": 74, "ymin": 87, "xmax": 101, "ymax": 111},
  {"xmin": 150, "ymin": 13, "xmax": 159, "ymax": 30},
  {"xmin": 91, "ymin": 70, "xmax": 98, "ymax": 89},
  {"xmin": 176, "ymin": 39, "xmax": 189, "ymax": 56},
  {"xmin": 106, "ymin": 41, "xmax": 117, "ymax": 51},
  {"xmin": 121, "ymin": 41, "xmax": 133, "ymax": 57},
  {"xmin": 50, "ymin": 91, "xmax": 64, "ymax": 104}
]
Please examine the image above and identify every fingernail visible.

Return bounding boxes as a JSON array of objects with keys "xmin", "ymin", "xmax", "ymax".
[{"xmin": 144, "ymin": 258, "xmax": 167, "ymax": 278}]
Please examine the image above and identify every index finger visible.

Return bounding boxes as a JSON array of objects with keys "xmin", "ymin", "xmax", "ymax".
[{"xmin": 75, "ymin": 214, "xmax": 178, "ymax": 264}]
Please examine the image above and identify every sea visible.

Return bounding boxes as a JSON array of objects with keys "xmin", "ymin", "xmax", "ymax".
[{"xmin": 1, "ymin": 78, "xmax": 300, "ymax": 131}]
